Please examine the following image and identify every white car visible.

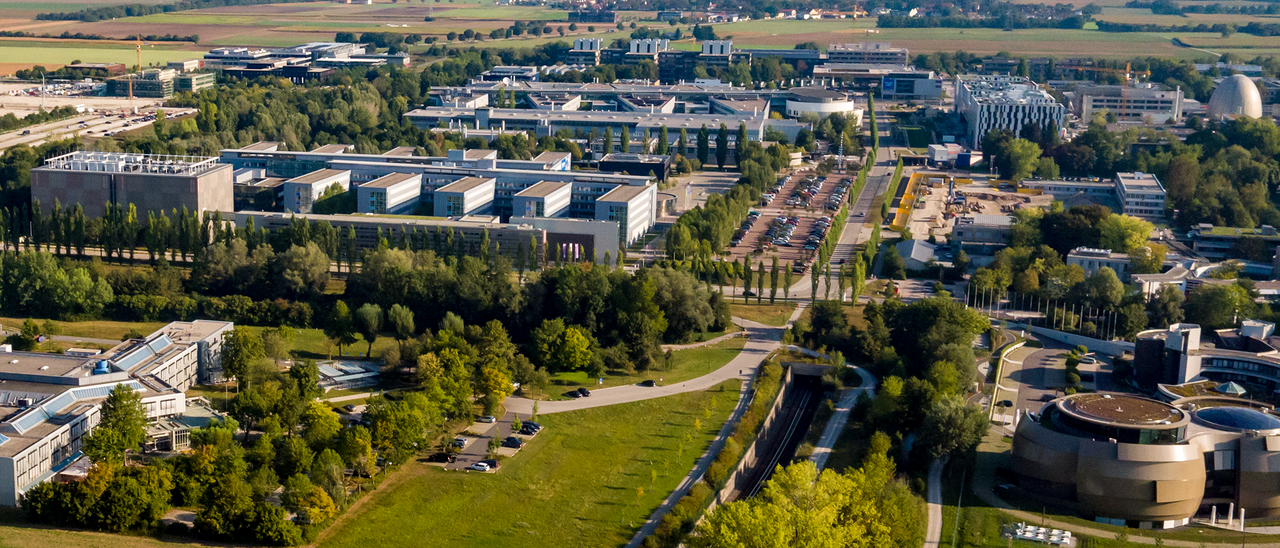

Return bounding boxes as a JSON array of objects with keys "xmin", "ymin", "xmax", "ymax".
[
  {"xmin": 470, "ymin": 462, "xmax": 491, "ymax": 472},
  {"xmin": 477, "ymin": 415, "xmax": 497, "ymax": 423}
]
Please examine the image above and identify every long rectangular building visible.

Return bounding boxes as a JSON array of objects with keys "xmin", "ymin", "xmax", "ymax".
[
  {"xmin": 0, "ymin": 320, "xmax": 231, "ymax": 506},
  {"xmin": 403, "ymin": 107, "xmax": 808, "ymax": 143}
]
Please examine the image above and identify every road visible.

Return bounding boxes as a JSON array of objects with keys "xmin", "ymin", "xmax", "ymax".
[
  {"xmin": 924, "ymin": 459, "xmax": 944, "ymax": 548},
  {"xmin": 0, "ymin": 107, "xmax": 196, "ymax": 152}
]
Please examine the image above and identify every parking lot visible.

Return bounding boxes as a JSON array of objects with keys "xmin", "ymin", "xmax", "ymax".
[{"xmin": 721, "ymin": 168, "xmax": 855, "ymax": 271}]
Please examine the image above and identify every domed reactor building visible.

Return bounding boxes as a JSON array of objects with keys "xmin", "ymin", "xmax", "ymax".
[
  {"xmin": 1207, "ymin": 74, "xmax": 1263, "ymax": 119},
  {"xmin": 1011, "ymin": 391, "xmax": 1280, "ymax": 529}
]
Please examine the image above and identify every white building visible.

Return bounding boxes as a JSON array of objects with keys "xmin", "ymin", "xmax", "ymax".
[
  {"xmin": 702, "ymin": 40, "xmax": 732, "ymax": 56},
  {"xmin": 283, "ymin": 168, "xmax": 350, "ymax": 213},
  {"xmin": 1067, "ymin": 246, "xmax": 1132, "ymax": 280},
  {"xmin": 1115, "ymin": 171, "xmax": 1166, "ymax": 221},
  {"xmin": 595, "ymin": 184, "xmax": 658, "ymax": 244},
  {"xmin": 826, "ymin": 42, "xmax": 908, "ymax": 65},
  {"xmin": 434, "ymin": 176, "xmax": 497, "ymax": 217},
  {"xmin": 785, "ymin": 88, "xmax": 862, "ymax": 120},
  {"xmin": 513, "ymin": 181, "xmax": 571, "ymax": 218},
  {"xmin": 956, "ymin": 75, "xmax": 1066, "ymax": 150},
  {"xmin": 1075, "ymin": 84, "xmax": 1184, "ymax": 124},
  {"xmin": 0, "ymin": 320, "xmax": 231, "ymax": 507},
  {"xmin": 357, "ymin": 172, "xmax": 421, "ymax": 214},
  {"xmin": 1020, "ymin": 178, "xmax": 1116, "ymax": 200}
]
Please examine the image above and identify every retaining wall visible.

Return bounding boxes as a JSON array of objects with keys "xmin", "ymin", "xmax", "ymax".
[{"xmin": 709, "ymin": 366, "xmax": 795, "ymax": 512}]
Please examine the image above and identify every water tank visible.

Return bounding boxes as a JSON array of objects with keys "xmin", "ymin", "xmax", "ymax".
[{"xmin": 93, "ymin": 360, "xmax": 111, "ymax": 375}]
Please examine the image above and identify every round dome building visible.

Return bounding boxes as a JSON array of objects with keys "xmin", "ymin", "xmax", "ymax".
[{"xmin": 1207, "ymin": 74, "xmax": 1263, "ymax": 119}]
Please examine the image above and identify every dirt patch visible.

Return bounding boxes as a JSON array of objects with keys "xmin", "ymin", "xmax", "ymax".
[{"xmin": 0, "ymin": 62, "xmax": 64, "ymax": 76}]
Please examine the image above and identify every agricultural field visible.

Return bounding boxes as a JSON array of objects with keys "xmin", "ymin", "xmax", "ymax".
[
  {"xmin": 317, "ymin": 381, "xmax": 740, "ymax": 548},
  {"xmin": 0, "ymin": 40, "xmax": 200, "ymax": 74}
]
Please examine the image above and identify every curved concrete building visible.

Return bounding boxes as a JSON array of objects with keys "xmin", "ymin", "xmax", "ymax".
[
  {"xmin": 1207, "ymin": 74, "xmax": 1263, "ymax": 119},
  {"xmin": 1011, "ymin": 392, "xmax": 1280, "ymax": 529}
]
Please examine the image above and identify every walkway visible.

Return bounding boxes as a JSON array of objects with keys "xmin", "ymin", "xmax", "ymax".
[
  {"xmin": 659, "ymin": 330, "xmax": 745, "ymax": 351},
  {"xmin": 924, "ymin": 459, "xmax": 944, "ymax": 548},
  {"xmin": 809, "ymin": 360, "xmax": 876, "ymax": 471}
]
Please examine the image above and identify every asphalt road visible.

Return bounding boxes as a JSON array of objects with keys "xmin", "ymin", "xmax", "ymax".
[{"xmin": 0, "ymin": 107, "xmax": 197, "ymax": 152}]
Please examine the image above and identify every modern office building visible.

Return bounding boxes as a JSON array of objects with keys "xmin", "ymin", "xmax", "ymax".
[
  {"xmin": 237, "ymin": 211, "xmax": 541, "ymax": 256},
  {"xmin": 512, "ymin": 181, "xmax": 571, "ymax": 218},
  {"xmin": 826, "ymin": 42, "xmax": 909, "ymax": 65},
  {"xmin": 0, "ymin": 320, "xmax": 231, "ymax": 507},
  {"xmin": 282, "ymin": 168, "xmax": 350, "ymax": 214},
  {"xmin": 1010, "ymin": 391, "xmax": 1280, "ymax": 528},
  {"xmin": 1115, "ymin": 171, "xmax": 1166, "ymax": 221},
  {"xmin": 1075, "ymin": 84, "xmax": 1185, "ymax": 124},
  {"xmin": 956, "ymin": 75, "xmax": 1066, "ymax": 150},
  {"xmin": 403, "ymin": 107, "xmax": 809, "ymax": 143},
  {"xmin": 511, "ymin": 216, "xmax": 619, "ymax": 263},
  {"xmin": 595, "ymin": 183, "xmax": 657, "ymax": 245},
  {"xmin": 175, "ymin": 73, "xmax": 216, "ymax": 93},
  {"xmin": 1066, "ymin": 246, "xmax": 1132, "ymax": 280},
  {"xmin": 567, "ymin": 10, "xmax": 616, "ymax": 22},
  {"xmin": 1135, "ymin": 320, "xmax": 1280, "ymax": 392},
  {"xmin": 1187, "ymin": 224, "xmax": 1280, "ymax": 261},
  {"xmin": 598, "ymin": 153, "xmax": 672, "ymax": 182},
  {"xmin": 357, "ymin": 172, "xmax": 421, "ymax": 214},
  {"xmin": 566, "ymin": 38, "xmax": 604, "ymax": 66},
  {"xmin": 434, "ymin": 176, "xmax": 497, "ymax": 217},
  {"xmin": 31, "ymin": 152, "xmax": 233, "ymax": 218},
  {"xmin": 879, "ymin": 70, "xmax": 944, "ymax": 100},
  {"xmin": 478, "ymin": 66, "xmax": 541, "ymax": 82},
  {"xmin": 951, "ymin": 213, "xmax": 1013, "ymax": 255},
  {"xmin": 1020, "ymin": 179, "xmax": 1117, "ymax": 200}
]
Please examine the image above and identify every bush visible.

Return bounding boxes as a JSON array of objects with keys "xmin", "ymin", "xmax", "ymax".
[
  {"xmin": 1065, "ymin": 371, "xmax": 1081, "ymax": 385},
  {"xmin": 1064, "ymin": 386, "xmax": 1078, "ymax": 395}
]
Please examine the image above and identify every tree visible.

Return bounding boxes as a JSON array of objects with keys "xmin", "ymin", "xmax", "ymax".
[
  {"xmin": 1129, "ymin": 243, "xmax": 1166, "ymax": 275},
  {"xmin": 657, "ymin": 125, "xmax": 669, "ymax": 155},
  {"xmin": 1186, "ymin": 283, "xmax": 1255, "ymax": 330},
  {"xmin": 769, "ymin": 257, "xmax": 779, "ymax": 304},
  {"xmin": 1005, "ymin": 138, "xmax": 1042, "ymax": 181},
  {"xmin": 301, "ymin": 402, "xmax": 342, "ymax": 451},
  {"xmin": 603, "ymin": 127, "xmax": 614, "ymax": 155},
  {"xmin": 262, "ymin": 326, "xmax": 294, "ymax": 364},
  {"xmin": 223, "ymin": 326, "xmax": 265, "ymax": 388},
  {"xmin": 1118, "ymin": 302, "xmax": 1149, "ymax": 340},
  {"xmin": 1098, "ymin": 214, "xmax": 1155, "ymax": 254},
  {"xmin": 325, "ymin": 300, "xmax": 359, "ymax": 354},
  {"xmin": 1081, "ymin": 267, "xmax": 1123, "ymax": 309},
  {"xmin": 678, "ymin": 128, "xmax": 688, "ymax": 157},
  {"xmin": 715, "ymin": 123, "xmax": 729, "ymax": 169},
  {"xmin": 1147, "ymin": 284, "xmax": 1185, "ymax": 328},
  {"xmin": 620, "ymin": 126, "xmax": 631, "ymax": 154},
  {"xmin": 882, "ymin": 246, "xmax": 906, "ymax": 280},
  {"xmin": 555, "ymin": 325, "xmax": 594, "ymax": 373},
  {"xmin": 387, "ymin": 303, "xmax": 415, "ymax": 352},
  {"xmin": 917, "ymin": 396, "xmax": 988, "ymax": 458},
  {"xmin": 355, "ymin": 303, "xmax": 383, "ymax": 356}
]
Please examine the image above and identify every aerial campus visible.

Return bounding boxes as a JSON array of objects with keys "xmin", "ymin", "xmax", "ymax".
[{"xmin": 5, "ymin": 1, "xmax": 1280, "ymax": 548}]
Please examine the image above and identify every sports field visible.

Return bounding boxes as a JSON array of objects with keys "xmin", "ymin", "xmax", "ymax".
[{"xmin": 318, "ymin": 380, "xmax": 741, "ymax": 548}]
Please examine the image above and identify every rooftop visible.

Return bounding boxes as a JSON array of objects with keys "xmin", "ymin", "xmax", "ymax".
[
  {"xmin": 38, "ymin": 152, "xmax": 224, "ymax": 177},
  {"xmin": 382, "ymin": 146, "xmax": 417, "ymax": 157},
  {"xmin": 1194, "ymin": 224, "xmax": 1280, "ymax": 239},
  {"xmin": 956, "ymin": 213, "xmax": 1013, "ymax": 227},
  {"xmin": 361, "ymin": 172, "xmax": 420, "ymax": 189},
  {"xmin": 241, "ymin": 141, "xmax": 281, "ymax": 151},
  {"xmin": 403, "ymin": 108, "xmax": 776, "ymax": 132},
  {"xmin": 960, "ymin": 75, "xmax": 1059, "ymax": 106},
  {"xmin": 514, "ymin": 181, "xmax": 569, "ymax": 198},
  {"xmin": 789, "ymin": 87, "xmax": 848, "ymax": 100},
  {"xmin": 532, "ymin": 151, "xmax": 572, "ymax": 164},
  {"xmin": 597, "ymin": 184, "xmax": 653, "ymax": 203},
  {"xmin": 435, "ymin": 176, "xmax": 496, "ymax": 194},
  {"xmin": 287, "ymin": 169, "xmax": 349, "ymax": 185},
  {"xmin": 1116, "ymin": 171, "xmax": 1165, "ymax": 193},
  {"xmin": 311, "ymin": 144, "xmax": 352, "ymax": 154},
  {"xmin": 1060, "ymin": 393, "xmax": 1184, "ymax": 427},
  {"xmin": 600, "ymin": 153, "xmax": 670, "ymax": 163}
]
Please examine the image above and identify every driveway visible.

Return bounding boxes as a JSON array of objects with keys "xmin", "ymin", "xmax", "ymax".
[{"xmin": 444, "ymin": 416, "xmax": 511, "ymax": 471}]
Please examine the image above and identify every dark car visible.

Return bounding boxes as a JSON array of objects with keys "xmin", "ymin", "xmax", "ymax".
[
  {"xmin": 427, "ymin": 452, "xmax": 457, "ymax": 463},
  {"xmin": 577, "ymin": 387, "xmax": 592, "ymax": 397},
  {"xmin": 742, "ymin": 290, "xmax": 756, "ymax": 297},
  {"xmin": 519, "ymin": 426, "xmax": 538, "ymax": 435},
  {"xmin": 640, "ymin": 379, "xmax": 657, "ymax": 387},
  {"xmin": 567, "ymin": 390, "xmax": 582, "ymax": 398},
  {"xmin": 343, "ymin": 404, "xmax": 357, "ymax": 412},
  {"xmin": 502, "ymin": 436, "xmax": 524, "ymax": 449},
  {"xmin": 996, "ymin": 400, "xmax": 1014, "ymax": 408},
  {"xmin": 480, "ymin": 458, "xmax": 500, "ymax": 470},
  {"xmin": 523, "ymin": 421, "xmax": 543, "ymax": 432}
]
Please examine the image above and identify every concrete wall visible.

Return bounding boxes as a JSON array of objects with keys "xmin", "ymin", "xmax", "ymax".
[
  {"xmin": 1026, "ymin": 325, "xmax": 1135, "ymax": 356},
  {"xmin": 712, "ymin": 367, "xmax": 795, "ymax": 509}
]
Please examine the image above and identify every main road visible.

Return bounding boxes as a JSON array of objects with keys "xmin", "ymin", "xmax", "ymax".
[{"xmin": 0, "ymin": 107, "xmax": 196, "ymax": 152}]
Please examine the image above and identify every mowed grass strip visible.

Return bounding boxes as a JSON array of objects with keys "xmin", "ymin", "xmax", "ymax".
[
  {"xmin": 319, "ymin": 380, "xmax": 741, "ymax": 548},
  {"xmin": 546, "ymin": 335, "xmax": 746, "ymax": 395},
  {"xmin": 729, "ymin": 303, "xmax": 797, "ymax": 326}
]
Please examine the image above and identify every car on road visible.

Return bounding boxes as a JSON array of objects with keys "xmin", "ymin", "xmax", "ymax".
[
  {"xmin": 470, "ymin": 462, "xmax": 491, "ymax": 472},
  {"xmin": 577, "ymin": 387, "xmax": 591, "ymax": 397},
  {"xmin": 502, "ymin": 436, "xmax": 524, "ymax": 448},
  {"xmin": 343, "ymin": 404, "xmax": 357, "ymax": 412},
  {"xmin": 452, "ymin": 437, "xmax": 468, "ymax": 448},
  {"xmin": 1079, "ymin": 356, "xmax": 1098, "ymax": 364},
  {"xmin": 742, "ymin": 290, "xmax": 756, "ymax": 297},
  {"xmin": 477, "ymin": 415, "xmax": 497, "ymax": 423},
  {"xmin": 20, "ymin": 130, "xmax": 30, "ymax": 135},
  {"xmin": 640, "ymin": 379, "xmax": 657, "ymax": 387},
  {"xmin": 567, "ymin": 390, "xmax": 581, "ymax": 398}
]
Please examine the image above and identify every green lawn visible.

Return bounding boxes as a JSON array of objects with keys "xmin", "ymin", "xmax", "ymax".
[
  {"xmin": 0, "ymin": 316, "xmax": 167, "ymax": 341},
  {"xmin": 728, "ymin": 303, "xmax": 797, "ymax": 326},
  {"xmin": 318, "ymin": 381, "xmax": 741, "ymax": 548},
  {"xmin": 0, "ymin": 44, "xmax": 199, "ymax": 66},
  {"xmin": 543, "ymin": 336, "xmax": 746, "ymax": 397}
]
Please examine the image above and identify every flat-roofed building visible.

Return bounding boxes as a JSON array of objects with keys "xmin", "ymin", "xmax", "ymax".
[
  {"xmin": 1067, "ymin": 246, "xmax": 1132, "ymax": 280},
  {"xmin": 513, "ymin": 181, "xmax": 571, "ymax": 218},
  {"xmin": 785, "ymin": 87, "xmax": 862, "ymax": 119},
  {"xmin": 403, "ymin": 106, "xmax": 809, "ymax": 143},
  {"xmin": 434, "ymin": 176, "xmax": 497, "ymax": 217},
  {"xmin": 283, "ymin": 169, "xmax": 350, "ymax": 213},
  {"xmin": 311, "ymin": 143, "xmax": 353, "ymax": 154},
  {"xmin": 0, "ymin": 320, "xmax": 230, "ymax": 506},
  {"xmin": 31, "ymin": 152, "xmax": 232, "ymax": 218},
  {"xmin": 234, "ymin": 177, "xmax": 284, "ymax": 210},
  {"xmin": 598, "ymin": 153, "xmax": 672, "ymax": 182},
  {"xmin": 1188, "ymin": 223, "xmax": 1280, "ymax": 261},
  {"xmin": 1075, "ymin": 84, "xmax": 1184, "ymax": 124},
  {"xmin": 951, "ymin": 213, "xmax": 1013, "ymax": 255},
  {"xmin": 236, "ymin": 211, "xmax": 544, "ymax": 258},
  {"xmin": 1115, "ymin": 171, "xmax": 1166, "ymax": 221},
  {"xmin": 1020, "ymin": 178, "xmax": 1116, "ymax": 199},
  {"xmin": 596, "ymin": 183, "xmax": 657, "ymax": 244},
  {"xmin": 957, "ymin": 75, "xmax": 1066, "ymax": 150},
  {"xmin": 358, "ymin": 172, "xmax": 421, "ymax": 214},
  {"xmin": 565, "ymin": 38, "xmax": 603, "ymax": 66},
  {"xmin": 512, "ymin": 216, "xmax": 619, "ymax": 264},
  {"xmin": 826, "ymin": 42, "xmax": 909, "ymax": 65}
]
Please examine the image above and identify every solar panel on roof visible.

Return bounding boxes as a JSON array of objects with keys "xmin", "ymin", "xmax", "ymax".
[
  {"xmin": 147, "ymin": 335, "xmax": 173, "ymax": 353},
  {"xmin": 318, "ymin": 365, "xmax": 344, "ymax": 378}
]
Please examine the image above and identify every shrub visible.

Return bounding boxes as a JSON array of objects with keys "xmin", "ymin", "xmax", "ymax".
[{"xmin": 1065, "ymin": 371, "xmax": 1081, "ymax": 385}]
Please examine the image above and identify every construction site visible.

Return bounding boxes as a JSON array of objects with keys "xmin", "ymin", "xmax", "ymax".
[{"xmin": 894, "ymin": 172, "xmax": 1054, "ymax": 241}]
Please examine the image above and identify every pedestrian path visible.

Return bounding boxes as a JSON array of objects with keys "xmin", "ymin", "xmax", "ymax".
[
  {"xmin": 660, "ymin": 330, "xmax": 745, "ymax": 351},
  {"xmin": 924, "ymin": 459, "xmax": 944, "ymax": 548}
]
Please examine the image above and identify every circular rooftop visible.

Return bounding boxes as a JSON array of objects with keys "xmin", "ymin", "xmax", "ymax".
[
  {"xmin": 1058, "ymin": 393, "xmax": 1185, "ymax": 428},
  {"xmin": 788, "ymin": 87, "xmax": 848, "ymax": 102},
  {"xmin": 1207, "ymin": 74, "xmax": 1263, "ymax": 119},
  {"xmin": 1194, "ymin": 406, "xmax": 1280, "ymax": 431}
]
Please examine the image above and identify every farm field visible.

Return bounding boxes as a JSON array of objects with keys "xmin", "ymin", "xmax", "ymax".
[
  {"xmin": 317, "ymin": 380, "xmax": 740, "ymax": 548},
  {"xmin": 0, "ymin": 42, "xmax": 199, "ymax": 73},
  {"xmin": 1092, "ymin": 6, "xmax": 1280, "ymax": 26}
]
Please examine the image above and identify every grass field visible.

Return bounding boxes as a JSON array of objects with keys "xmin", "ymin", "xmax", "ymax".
[
  {"xmin": 0, "ymin": 526, "xmax": 202, "ymax": 548},
  {"xmin": 545, "ymin": 335, "xmax": 746, "ymax": 395},
  {"xmin": 728, "ymin": 303, "xmax": 797, "ymax": 326},
  {"xmin": 0, "ymin": 43, "xmax": 198, "ymax": 68},
  {"xmin": 318, "ymin": 380, "xmax": 740, "ymax": 548}
]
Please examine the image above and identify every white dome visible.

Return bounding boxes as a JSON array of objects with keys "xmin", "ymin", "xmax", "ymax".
[{"xmin": 1207, "ymin": 74, "xmax": 1263, "ymax": 119}]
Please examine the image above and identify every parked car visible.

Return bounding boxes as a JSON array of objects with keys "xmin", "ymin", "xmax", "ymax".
[
  {"xmin": 344, "ymin": 404, "xmax": 357, "ymax": 412},
  {"xmin": 640, "ymin": 379, "xmax": 657, "ymax": 387},
  {"xmin": 470, "ymin": 462, "xmax": 491, "ymax": 472},
  {"xmin": 577, "ymin": 387, "xmax": 592, "ymax": 397},
  {"xmin": 502, "ymin": 436, "xmax": 524, "ymax": 448},
  {"xmin": 477, "ymin": 415, "xmax": 497, "ymax": 423},
  {"xmin": 519, "ymin": 426, "xmax": 538, "ymax": 435},
  {"xmin": 480, "ymin": 458, "xmax": 500, "ymax": 470},
  {"xmin": 452, "ymin": 437, "xmax": 468, "ymax": 448},
  {"xmin": 523, "ymin": 421, "xmax": 543, "ymax": 432}
]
